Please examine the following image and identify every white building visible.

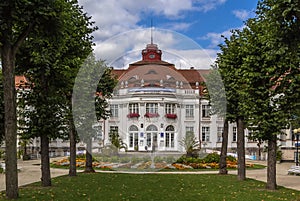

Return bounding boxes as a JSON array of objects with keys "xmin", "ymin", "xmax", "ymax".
[{"xmin": 14, "ymin": 42, "xmax": 297, "ymax": 161}]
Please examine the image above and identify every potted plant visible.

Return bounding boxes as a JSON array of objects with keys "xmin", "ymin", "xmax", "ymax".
[
  {"xmin": 127, "ymin": 113, "xmax": 140, "ymax": 118},
  {"xmin": 144, "ymin": 112, "xmax": 159, "ymax": 118}
]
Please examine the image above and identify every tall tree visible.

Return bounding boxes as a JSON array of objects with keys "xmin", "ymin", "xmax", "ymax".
[
  {"xmin": 238, "ymin": 0, "xmax": 300, "ymax": 189},
  {"xmin": 204, "ymin": 67, "xmax": 229, "ymax": 175},
  {"xmin": 0, "ymin": 70, "xmax": 4, "ymax": 143},
  {"xmin": 0, "ymin": 0, "xmax": 65, "ymax": 198},
  {"xmin": 213, "ymin": 31, "xmax": 249, "ymax": 180},
  {"xmin": 16, "ymin": 0, "xmax": 96, "ymax": 186},
  {"xmin": 73, "ymin": 55, "xmax": 117, "ymax": 173}
]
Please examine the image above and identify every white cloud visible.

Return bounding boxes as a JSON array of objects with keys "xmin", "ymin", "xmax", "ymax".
[
  {"xmin": 196, "ymin": 0, "xmax": 227, "ymax": 12},
  {"xmin": 233, "ymin": 9, "xmax": 252, "ymax": 21},
  {"xmin": 201, "ymin": 24, "xmax": 246, "ymax": 48},
  {"xmin": 95, "ymin": 28, "xmax": 215, "ymax": 69},
  {"xmin": 164, "ymin": 22, "xmax": 194, "ymax": 31},
  {"xmin": 77, "ymin": 0, "xmax": 230, "ymax": 69}
]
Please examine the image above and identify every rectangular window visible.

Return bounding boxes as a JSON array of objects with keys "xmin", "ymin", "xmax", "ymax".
[
  {"xmin": 171, "ymin": 133, "xmax": 174, "ymax": 148},
  {"xmin": 109, "ymin": 126, "xmax": 118, "ymax": 140},
  {"xmin": 146, "ymin": 103, "xmax": 158, "ymax": 114},
  {"xmin": 129, "ymin": 103, "xmax": 139, "ymax": 114},
  {"xmin": 217, "ymin": 127, "xmax": 223, "ymax": 142},
  {"xmin": 247, "ymin": 129, "xmax": 255, "ymax": 142},
  {"xmin": 129, "ymin": 133, "xmax": 133, "ymax": 148},
  {"xmin": 201, "ymin": 126, "xmax": 210, "ymax": 142},
  {"xmin": 165, "ymin": 103, "xmax": 176, "ymax": 114},
  {"xmin": 185, "ymin": 105, "xmax": 194, "ymax": 118},
  {"xmin": 186, "ymin": 126, "xmax": 194, "ymax": 134},
  {"xmin": 202, "ymin": 105, "xmax": 210, "ymax": 118},
  {"xmin": 165, "ymin": 133, "xmax": 175, "ymax": 148},
  {"xmin": 233, "ymin": 127, "xmax": 237, "ymax": 142},
  {"xmin": 110, "ymin": 104, "xmax": 118, "ymax": 117},
  {"xmin": 165, "ymin": 133, "xmax": 170, "ymax": 147}
]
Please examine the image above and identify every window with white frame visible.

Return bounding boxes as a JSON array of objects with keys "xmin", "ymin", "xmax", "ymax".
[
  {"xmin": 185, "ymin": 105, "xmax": 194, "ymax": 118},
  {"xmin": 109, "ymin": 126, "xmax": 118, "ymax": 140},
  {"xmin": 129, "ymin": 125, "xmax": 139, "ymax": 149},
  {"xmin": 165, "ymin": 103, "xmax": 176, "ymax": 114},
  {"xmin": 186, "ymin": 126, "xmax": 194, "ymax": 134},
  {"xmin": 201, "ymin": 126, "xmax": 210, "ymax": 142},
  {"xmin": 165, "ymin": 125, "xmax": 175, "ymax": 148},
  {"xmin": 233, "ymin": 127, "xmax": 237, "ymax": 142},
  {"xmin": 202, "ymin": 105, "xmax": 210, "ymax": 118},
  {"xmin": 129, "ymin": 103, "xmax": 139, "ymax": 114},
  {"xmin": 247, "ymin": 129, "xmax": 255, "ymax": 142},
  {"xmin": 146, "ymin": 103, "xmax": 158, "ymax": 114},
  {"xmin": 110, "ymin": 104, "xmax": 118, "ymax": 117},
  {"xmin": 217, "ymin": 126, "xmax": 223, "ymax": 142}
]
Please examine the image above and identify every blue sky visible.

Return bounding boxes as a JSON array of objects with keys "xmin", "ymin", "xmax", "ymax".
[{"xmin": 78, "ymin": 0, "xmax": 258, "ymax": 69}]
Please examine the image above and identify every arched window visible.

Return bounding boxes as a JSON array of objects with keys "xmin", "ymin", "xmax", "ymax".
[
  {"xmin": 146, "ymin": 125, "xmax": 158, "ymax": 131},
  {"xmin": 129, "ymin": 125, "xmax": 138, "ymax": 131},
  {"xmin": 165, "ymin": 125, "xmax": 175, "ymax": 148},
  {"xmin": 129, "ymin": 125, "xmax": 139, "ymax": 149},
  {"xmin": 166, "ymin": 125, "xmax": 174, "ymax": 131},
  {"xmin": 146, "ymin": 125, "xmax": 158, "ymax": 149}
]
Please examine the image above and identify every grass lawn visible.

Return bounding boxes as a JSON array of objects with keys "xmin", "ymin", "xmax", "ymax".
[{"xmin": 0, "ymin": 173, "xmax": 300, "ymax": 201}]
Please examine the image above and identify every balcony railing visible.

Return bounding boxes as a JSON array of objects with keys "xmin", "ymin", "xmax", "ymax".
[
  {"xmin": 127, "ymin": 113, "xmax": 140, "ymax": 118},
  {"xmin": 165, "ymin": 114, "xmax": 177, "ymax": 119}
]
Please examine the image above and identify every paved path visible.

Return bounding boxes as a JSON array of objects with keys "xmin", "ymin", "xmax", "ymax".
[{"xmin": 0, "ymin": 159, "xmax": 299, "ymax": 191}]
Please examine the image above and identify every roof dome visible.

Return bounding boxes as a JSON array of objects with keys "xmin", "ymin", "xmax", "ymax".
[{"xmin": 118, "ymin": 64, "xmax": 191, "ymax": 89}]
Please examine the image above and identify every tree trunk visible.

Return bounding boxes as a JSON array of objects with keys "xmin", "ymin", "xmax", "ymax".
[
  {"xmin": 219, "ymin": 118, "xmax": 229, "ymax": 174},
  {"xmin": 266, "ymin": 136, "xmax": 277, "ymax": 190},
  {"xmin": 237, "ymin": 117, "xmax": 246, "ymax": 180},
  {"xmin": 69, "ymin": 117, "xmax": 77, "ymax": 176},
  {"xmin": 40, "ymin": 134, "xmax": 51, "ymax": 186},
  {"xmin": 258, "ymin": 141, "xmax": 262, "ymax": 160},
  {"xmin": 84, "ymin": 137, "xmax": 95, "ymax": 173},
  {"xmin": 2, "ymin": 44, "xmax": 19, "ymax": 199}
]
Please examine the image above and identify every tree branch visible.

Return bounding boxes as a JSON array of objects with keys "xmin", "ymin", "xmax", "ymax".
[{"xmin": 12, "ymin": 22, "xmax": 35, "ymax": 56}]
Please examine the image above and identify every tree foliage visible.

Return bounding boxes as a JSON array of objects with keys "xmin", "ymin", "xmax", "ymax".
[
  {"xmin": 215, "ymin": 0, "xmax": 300, "ymax": 190},
  {"xmin": 15, "ymin": 0, "xmax": 96, "ymax": 186},
  {"xmin": 73, "ymin": 55, "xmax": 117, "ymax": 172},
  {"xmin": 0, "ymin": 0, "xmax": 71, "ymax": 198}
]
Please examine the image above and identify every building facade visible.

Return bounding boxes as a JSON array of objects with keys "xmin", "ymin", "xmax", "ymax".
[{"xmin": 13, "ymin": 42, "xmax": 297, "ymax": 161}]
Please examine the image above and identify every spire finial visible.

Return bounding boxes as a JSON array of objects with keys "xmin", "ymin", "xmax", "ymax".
[{"xmin": 151, "ymin": 19, "xmax": 153, "ymax": 44}]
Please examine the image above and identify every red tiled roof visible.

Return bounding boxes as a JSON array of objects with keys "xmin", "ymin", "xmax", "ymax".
[{"xmin": 15, "ymin": 75, "xmax": 30, "ymax": 89}]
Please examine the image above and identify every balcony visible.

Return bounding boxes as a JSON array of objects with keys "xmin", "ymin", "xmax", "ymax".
[
  {"xmin": 165, "ymin": 114, "xmax": 177, "ymax": 119},
  {"xmin": 127, "ymin": 113, "xmax": 140, "ymax": 118},
  {"xmin": 144, "ymin": 113, "xmax": 159, "ymax": 118}
]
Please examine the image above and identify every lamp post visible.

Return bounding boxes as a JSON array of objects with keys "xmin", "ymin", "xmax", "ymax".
[{"xmin": 293, "ymin": 128, "xmax": 300, "ymax": 166}]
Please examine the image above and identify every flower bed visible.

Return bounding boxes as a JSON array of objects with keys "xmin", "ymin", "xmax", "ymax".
[{"xmin": 51, "ymin": 154, "xmax": 255, "ymax": 171}]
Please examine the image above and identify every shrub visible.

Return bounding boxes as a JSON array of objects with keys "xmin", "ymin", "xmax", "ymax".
[
  {"xmin": 226, "ymin": 155, "xmax": 237, "ymax": 162},
  {"xmin": 203, "ymin": 153, "xmax": 220, "ymax": 163}
]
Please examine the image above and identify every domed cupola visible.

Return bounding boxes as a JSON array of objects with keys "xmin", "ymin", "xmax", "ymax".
[{"xmin": 142, "ymin": 43, "xmax": 162, "ymax": 61}]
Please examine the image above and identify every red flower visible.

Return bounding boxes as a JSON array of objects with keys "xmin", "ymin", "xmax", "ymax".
[
  {"xmin": 165, "ymin": 114, "xmax": 177, "ymax": 119},
  {"xmin": 144, "ymin": 113, "xmax": 159, "ymax": 118},
  {"xmin": 127, "ymin": 113, "xmax": 140, "ymax": 118}
]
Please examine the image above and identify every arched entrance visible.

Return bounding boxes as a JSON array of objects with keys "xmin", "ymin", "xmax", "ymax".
[
  {"xmin": 128, "ymin": 125, "xmax": 139, "ymax": 151},
  {"xmin": 146, "ymin": 125, "xmax": 158, "ymax": 151}
]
